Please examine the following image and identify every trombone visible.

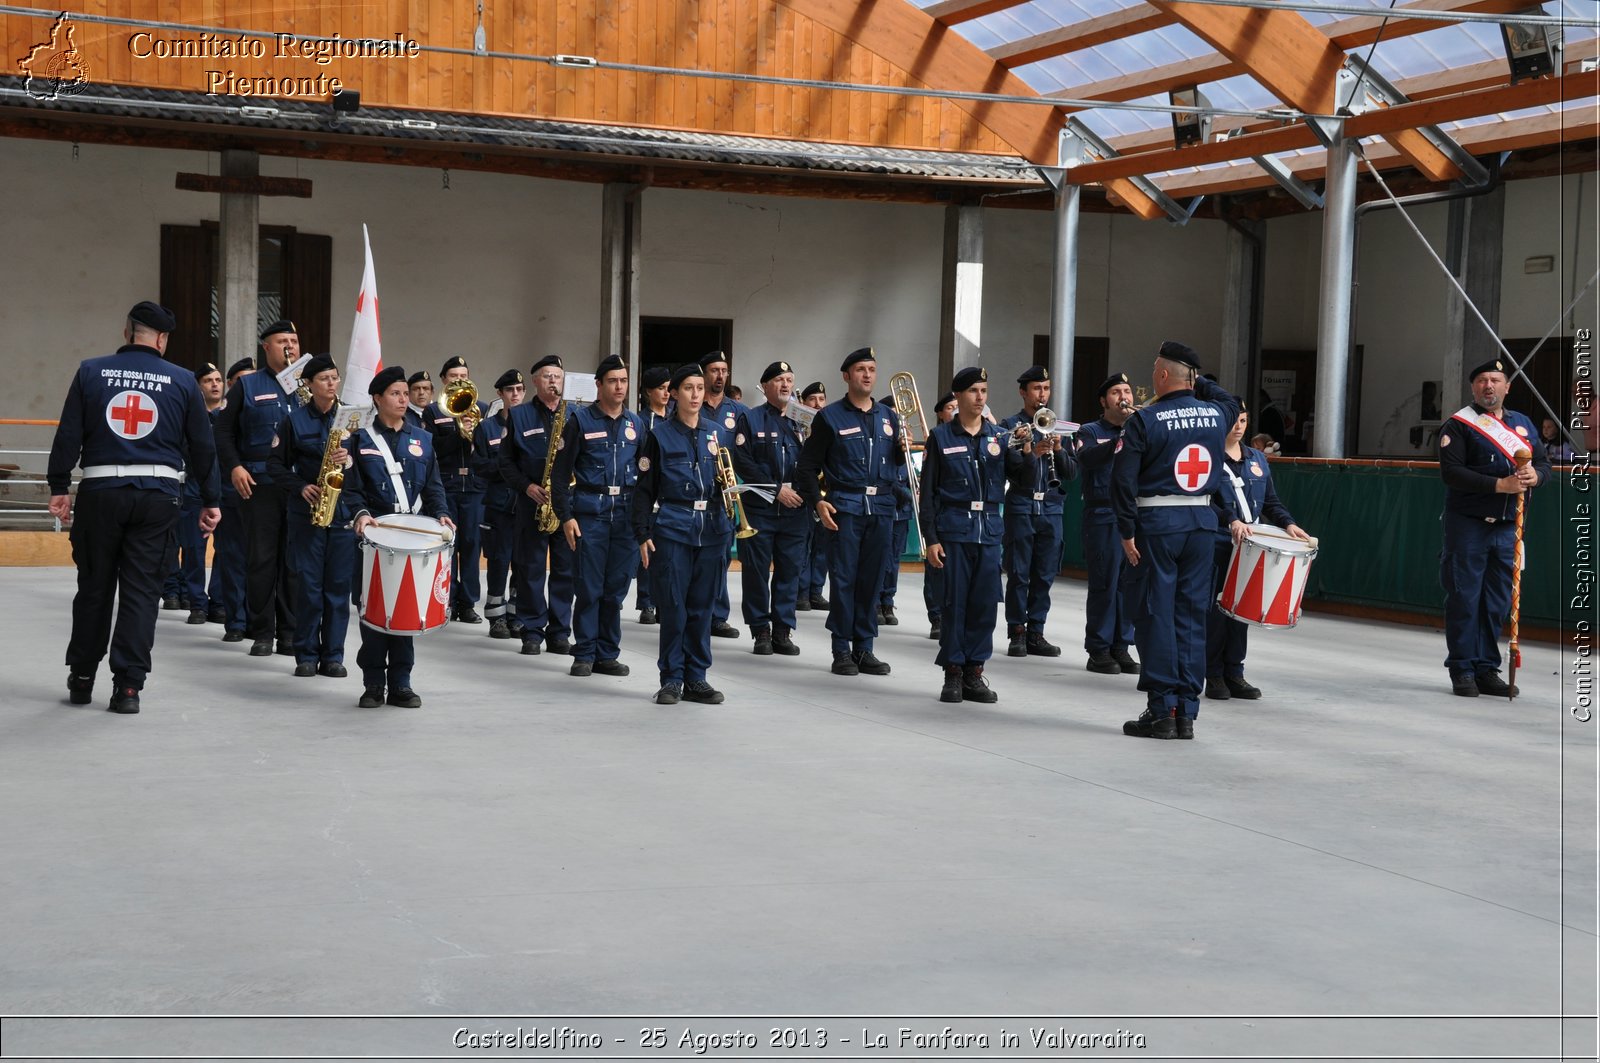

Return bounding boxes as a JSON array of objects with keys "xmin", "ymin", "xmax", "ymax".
[
  {"xmin": 887, "ymin": 371, "xmax": 928, "ymax": 560},
  {"xmin": 714, "ymin": 444, "xmax": 758, "ymax": 540}
]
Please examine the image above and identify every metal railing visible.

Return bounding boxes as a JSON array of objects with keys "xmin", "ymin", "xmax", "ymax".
[{"xmin": 0, "ymin": 419, "xmax": 66, "ymax": 530}]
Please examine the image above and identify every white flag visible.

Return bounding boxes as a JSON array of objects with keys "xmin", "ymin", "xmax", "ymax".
[{"xmin": 340, "ymin": 224, "xmax": 383, "ymax": 406}]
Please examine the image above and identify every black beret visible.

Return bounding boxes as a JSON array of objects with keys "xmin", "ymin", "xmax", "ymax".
[
  {"xmin": 494, "ymin": 369, "xmax": 523, "ymax": 391},
  {"xmin": 935, "ymin": 391, "xmax": 955, "ymax": 412},
  {"xmin": 128, "ymin": 301, "xmax": 177, "ymax": 333},
  {"xmin": 370, "ymin": 366, "xmax": 406, "ymax": 396},
  {"xmin": 440, "ymin": 355, "xmax": 468, "ymax": 375},
  {"xmin": 530, "ymin": 355, "xmax": 564, "ymax": 374},
  {"xmin": 1097, "ymin": 372, "xmax": 1131, "ymax": 398},
  {"xmin": 878, "ymin": 394, "xmax": 894, "ymax": 408},
  {"xmin": 259, "ymin": 319, "xmax": 296, "ymax": 342},
  {"xmin": 641, "ymin": 365, "xmax": 671, "ymax": 389},
  {"xmin": 1469, "ymin": 358, "xmax": 1508, "ymax": 382},
  {"xmin": 951, "ymin": 365, "xmax": 987, "ymax": 392},
  {"xmin": 301, "ymin": 354, "xmax": 337, "ymax": 382},
  {"xmin": 407, "ymin": 370, "xmax": 431, "ymax": 387},
  {"xmin": 800, "ymin": 381, "xmax": 826, "ymax": 399},
  {"xmin": 700, "ymin": 350, "xmax": 730, "ymax": 369},
  {"xmin": 595, "ymin": 354, "xmax": 627, "ymax": 381},
  {"xmin": 670, "ymin": 363, "xmax": 704, "ymax": 389},
  {"xmin": 194, "ymin": 362, "xmax": 220, "ymax": 380},
  {"xmin": 225, "ymin": 358, "xmax": 255, "ymax": 379},
  {"xmin": 761, "ymin": 360, "xmax": 793, "ymax": 383},
  {"xmin": 1017, "ymin": 365, "xmax": 1049, "ymax": 385},
  {"xmin": 1158, "ymin": 340, "xmax": 1202, "ymax": 370},
  {"xmin": 840, "ymin": 347, "xmax": 875, "ymax": 371}
]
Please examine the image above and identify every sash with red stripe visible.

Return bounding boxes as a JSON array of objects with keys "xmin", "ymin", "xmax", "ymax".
[{"xmin": 1449, "ymin": 406, "xmax": 1528, "ymax": 463}]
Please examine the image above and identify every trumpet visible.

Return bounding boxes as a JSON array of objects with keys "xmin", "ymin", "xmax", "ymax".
[
  {"xmin": 715, "ymin": 443, "xmax": 758, "ymax": 540},
  {"xmin": 1008, "ymin": 405, "xmax": 1061, "ymax": 449},
  {"xmin": 887, "ymin": 371, "xmax": 927, "ymax": 559},
  {"xmin": 441, "ymin": 378, "xmax": 481, "ymax": 439}
]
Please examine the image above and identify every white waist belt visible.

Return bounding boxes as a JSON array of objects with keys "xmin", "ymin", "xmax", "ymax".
[
  {"xmin": 1136, "ymin": 495, "xmax": 1209, "ymax": 507},
  {"xmin": 82, "ymin": 464, "xmax": 183, "ymax": 481}
]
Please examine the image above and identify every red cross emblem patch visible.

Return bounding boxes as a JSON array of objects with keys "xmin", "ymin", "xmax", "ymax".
[
  {"xmin": 106, "ymin": 391, "xmax": 158, "ymax": 439},
  {"xmin": 1173, "ymin": 443, "xmax": 1212, "ymax": 492}
]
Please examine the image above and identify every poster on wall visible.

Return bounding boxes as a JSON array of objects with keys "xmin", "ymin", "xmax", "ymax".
[{"xmin": 1261, "ymin": 370, "xmax": 1295, "ymax": 410}]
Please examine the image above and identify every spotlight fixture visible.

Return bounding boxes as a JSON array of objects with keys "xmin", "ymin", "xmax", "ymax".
[
  {"xmin": 1501, "ymin": 9, "xmax": 1562, "ymax": 85},
  {"xmin": 1169, "ymin": 86, "xmax": 1213, "ymax": 148},
  {"xmin": 331, "ymin": 88, "xmax": 362, "ymax": 114}
]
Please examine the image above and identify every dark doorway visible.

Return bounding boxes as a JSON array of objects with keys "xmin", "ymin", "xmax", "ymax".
[
  {"xmin": 1031, "ymin": 335, "xmax": 1111, "ymax": 424},
  {"xmin": 640, "ymin": 317, "xmax": 733, "ymax": 381},
  {"xmin": 1505, "ymin": 335, "xmax": 1579, "ymax": 451},
  {"xmin": 1259, "ymin": 346, "xmax": 1364, "ymax": 456}
]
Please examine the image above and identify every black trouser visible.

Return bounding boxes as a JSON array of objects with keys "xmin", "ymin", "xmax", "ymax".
[
  {"xmin": 66, "ymin": 487, "xmax": 180, "ymax": 690},
  {"xmin": 242, "ymin": 481, "xmax": 294, "ymax": 642}
]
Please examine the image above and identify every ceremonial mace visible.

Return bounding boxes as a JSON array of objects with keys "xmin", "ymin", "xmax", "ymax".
[{"xmin": 1508, "ymin": 448, "xmax": 1532, "ymax": 701}]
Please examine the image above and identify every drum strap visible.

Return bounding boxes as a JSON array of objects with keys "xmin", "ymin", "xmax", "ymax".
[
  {"xmin": 1224, "ymin": 465, "xmax": 1253, "ymax": 524},
  {"xmin": 365, "ymin": 430, "xmax": 424, "ymax": 514}
]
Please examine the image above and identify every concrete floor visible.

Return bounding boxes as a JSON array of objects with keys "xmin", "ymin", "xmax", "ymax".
[{"xmin": 0, "ymin": 566, "xmax": 1594, "ymax": 1059}]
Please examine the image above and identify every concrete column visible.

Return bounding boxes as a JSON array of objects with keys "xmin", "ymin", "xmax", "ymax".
[
  {"xmin": 218, "ymin": 149, "xmax": 259, "ymax": 369},
  {"xmin": 1219, "ymin": 220, "xmax": 1263, "ymax": 400},
  {"xmin": 600, "ymin": 182, "xmax": 642, "ymax": 375},
  {"xmin": 1443, "ymin": 186, "xmax": 1506, "ymax": 413},
  {"xmin": 938, "ymin": 204, "xmax": 984, "ymax": 389},
  {"xmin": 1313, "ymin": 127, "xmax": 1358, "ymax": 458},
  {"xmin": 1047, "ymin": 184, "xmax": 1081, "ymax": 412}
]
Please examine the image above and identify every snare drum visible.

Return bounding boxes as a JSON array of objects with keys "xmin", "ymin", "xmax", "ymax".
[
  {"xmin": 1217, "ymin": 524, "xmax": 1318, "ymax": 629},
  {"xmin": 359, "ymin": 514, "xmax": 454, "ymax": 635}
]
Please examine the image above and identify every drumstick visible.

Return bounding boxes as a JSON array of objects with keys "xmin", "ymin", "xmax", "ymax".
[
  {"xmin": 1508, "ymin": 448, "xmax": 1532, "ymax": 701},
  {"xmin": 365, "ymin": 519, "xmax": 454, "ymax": 543}
]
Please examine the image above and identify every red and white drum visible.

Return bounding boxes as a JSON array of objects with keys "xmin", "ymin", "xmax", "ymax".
[
  {"xmin": 1217, "ymin": 524, "xmax": 1319, "ymax": 629},
  {"xmin": 359, "ymin": 514, "xmax": 454, "ymax": 635}
]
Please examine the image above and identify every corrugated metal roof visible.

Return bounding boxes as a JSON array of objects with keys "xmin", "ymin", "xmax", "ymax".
[{"xmin": 0, "ymin": 75, "xmax": 1043, "ymax": 184}]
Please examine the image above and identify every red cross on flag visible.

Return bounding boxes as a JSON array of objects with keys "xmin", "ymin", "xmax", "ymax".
[
  {"xmin": 1173, "ymin": 443, "xmax": 1212, "ymax": 492},
  {"xmin": 106, "ymin": 390, "xmax": 158, "ymax": 439}
]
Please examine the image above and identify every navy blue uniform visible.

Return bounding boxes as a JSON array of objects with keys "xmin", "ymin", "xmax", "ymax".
[
  {"xmin": 48, "ymin": 344, "xmax": 221, "ymax": 692},
  {"xmin": 879, "ymin": 455, "xmax": 915, "ymax": 613},
  {"xmin": 920, "ymin": 418, "xmax": 1007, "ymax": 667},
  {"xmin": 1000, "ymin": 411, "xmax": 1079, "ymax": 634},
  {"xmin": 551, "ymin": 403, "xmax": 645, "ymax": 664},
  {"xmin": 474, "ymin": 408, "xmax": 518, "ymax": 627},
  {"xmin": 1206, "ymin": 446, "xmax": 1297, "ymax": 681},
  {"xmin": 732, "ymin": 402, "xmax": 810, "ymax": 636},
  {"xmin": 268, "ymin": 400, "xmax": 358, "ymax": 669},
  {"xmin": 343, "ymin": 419, "xmax": 449, "ymax": 692},
  {"xmin": 633, "ymin": 407, "xmax": 670, "ymax": 614},
  {"xmin": 697, "ymin": 393, "xmax": 747, "ymax": 627},
  {"xmin": 632, "ymin": 416, "xmax": 733, "ymax": 687},
  {"xmin": 207, "ymin": 402, "xmax": 247, "ymax": 635},
  {"xmin": 498, "ymin": 398, "xmax": 575, "ymax": 649},
  {"xmin": 797, "ymin": 397, "xmax": 903, "ymax": 655},
  {"xmin": 214, "ymin": 368, "xmax": 295, "ymax": 644},
  {"xmin": 164, "ymin": 424, "xmax": 215, "ymax": 613},
  {"xmin": 427, "ymin": 399, "xmax": 489, "ymax": 614},
  {"xmin": 1112, "ymin": 378, "xmax": 1241, "ymax": 720},
  {"xmin": 1074, "ymin": 417, "xmax": 1136, "ymax": 656},
  {"xmin": 1438, "ymin": 405, "xmax": 1550, "ymax": 679}
]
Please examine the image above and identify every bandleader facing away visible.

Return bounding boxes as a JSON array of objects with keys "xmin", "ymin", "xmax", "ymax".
[
  {"xmin": 1439, "ymin": 358, "xmax": 1549, "ymax": 698},
  {"xmin": 343, "ymin": 366, "xmax": 456, "ymax": 708},
  {"xmin": 1111, "ymin": 341, "xmax": 1241, "ymax": 741},
  {"xmin": 920, "ymin": 366, "xmax": 1007, "ymax": 704},
  {"xmin": 49, "ymin": 301, "xmax": 221, "ymax": 714}
]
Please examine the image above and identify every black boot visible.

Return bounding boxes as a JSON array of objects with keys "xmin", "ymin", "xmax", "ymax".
[
  {"xmin": 1086, "ymin": 650, "xmax": 1121, "ymax": 674},
  {"xmin": 853, "ymin": 650, "xmax": 891, "ymax": 676},
  {"xmin": 107, "ymin": 683, "xmax": 141, "ymax": 714},
  {"xmin": 961, "ymin": 664, "xmax": 998, "ymax": 703},
  {"xmin": 752, "ymin": 628, "xmax": 773, "ymax": 656},
  {"xmin": 1026, "ymin": 632, "xmax": 1061, "ymax": 657},
  {"xmin": 1111, "ymin": 647, "xmax": 1141, "ymax": 674},
  {"xmin": 1475, "ymin": 671, "xmax": 1517, "ymax": 698},
  {"xmin": 1224, "ymin": 676, "xmax": 1262, "ymax": 700},
  {"xmin": 67, "ymin": 670, "xmax": 94, "ymax": 705},
  {"xmin": 1174, "ymin": 714, "xmax": 1195, "ymax": 740},
  {"xmin": 929, "ymin": 617, "xmax": 941, "ymax": 640},
  {"xmin": 639, "ymin": 607, "xmax": 658, "ymax": 625},
  {"xmin": 939, "ymin": 665, "xmax": 963, "ymax": 703},
  {"xmin": 1007, "ymin": 626, "xmax": 1027, "ymax": 658},
  {"xmin": 771, "ymin": 626, "xmax": 800, "ymax": 656},
  {"xmin": 1205, "ymin": 677, "xmax": 1231, "ymax": 700},
  {"xmin": 1123, "ymin": 707, "xmax": 1177, "ymax": 739},
  {"xmin": 880, "ymin": 605, "xmax": 898, "ymax": 626},
  {"xmin": 831, "ymin": 651, "xmax": 859, "ymax": 676},
  {"xmin": 488, "ymin": 618, "xmax": 511, "ymax": 639},
  {"xmin": 1451, "ymin": 672, "xmax": 1481, "ymax": 697}
]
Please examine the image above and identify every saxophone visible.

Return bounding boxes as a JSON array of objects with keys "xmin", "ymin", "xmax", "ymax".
[
  {"xmin": 310, "ymin": 411, "xmax": 359, "ymax": 528},
  {"xmin": 534, "ymin": 398, "xmax": 567, "ymax": 533}
]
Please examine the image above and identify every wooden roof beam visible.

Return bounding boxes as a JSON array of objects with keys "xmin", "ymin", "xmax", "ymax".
[{"xmin": 924, "ymin": 0, "xmax": 1032, "ymax": 26}]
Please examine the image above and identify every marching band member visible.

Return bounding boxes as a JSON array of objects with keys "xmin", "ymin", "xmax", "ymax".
[
  {"xmin": 1206, "ymin": 405, "xmax": 1310, "ymax": 701},
  {"xmin": 920, "ymin": 366, "xmax": 1005, "ymax": 704},
  {"xmin": 165, "ymin": 362, "xmax": 226, "ymax": 625},
  {"xmin": 550, "ymin": 355, "xmax": 644, "ymax": 677},
  {"xmin": 475, "ymin": 370, "xmax": 525, "ymax": 639},
  {"xmin": 1112, "ymin": 342, "xmax": 1240, "ymax": 741},
  {"xmin": 49, "ymin": 302, "xmax": 221, "ymax": 714},
  {"xmin": 731, "ymin": 360, "xmax": 808, "ymax": 656},
  {"xmin": 214, "ymin": 320, "xmax": 299, "ymax": 658},
  {"xmin": 211, "ymin": 358, "xmax": 254, "ymax": 642},
  {"xmin": 1073, "ymin": 374, "xmax": 1141, "ymax": 676},
  {"xmin": 344, "ymin": 366, "xmax": 455, "ymax": 708},
  {"xmin": 796, "ymin": 380, "xmax": 830, "ymax": 612},
  {"xmin": 876, "ymin": 394, "xmax": 914, "ymax": 628},
  {"xmin": 796, "ymin": 347, "xmax": 903, "ymax": 678},
  {"xmin": 268, "ymin": 354, "xmax": 355, "ymax": 679},
  {"xmin": 499, "ymin": 355, "xmax": 576, "ymax": 656},
  {"xmin": 696, "ymin": 351, "xmax": 748, "ymax": 640},
  {"xmin": 428, "ymin": 356, "xmax": 489, "ymax": 624},
  {"xmin": 634, "ymin": 364, "xmax": 671, "ymax": 625},
  {"xmin": 1439, "ymin": 358, "xmax": 1550, "ymax": 698},
  {"xmin": 1001, "ymin": 366, "xmax": 1079, "ymax": 658},
  {"xmin": 633, "ymin": 363, "xmax": 733, "ymax": 705},
  {"xmin": 924, "ymin": 391, "xmax": 956, "ymax": 640},
  {"xmin": 406, "ymin": 371, "xmax": 433, "ymax": 427}
]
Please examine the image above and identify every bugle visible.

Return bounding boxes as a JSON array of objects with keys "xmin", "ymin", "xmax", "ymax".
[
  {"xmin": 886, "ymin": 371, "xmax": 928, "ymax": 560},
  {"xmin": 715, "ymin": 443, "xmax": 758, "ymax": 540}
]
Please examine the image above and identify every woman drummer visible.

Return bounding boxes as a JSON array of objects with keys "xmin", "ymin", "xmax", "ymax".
[
  {"xmin": 343, "ymin": 365, "xmax": 456, "ymax": 708},
  {"xmin": 1206, "ymin": 405, "xmax": 1310, "ymax": 701}
]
